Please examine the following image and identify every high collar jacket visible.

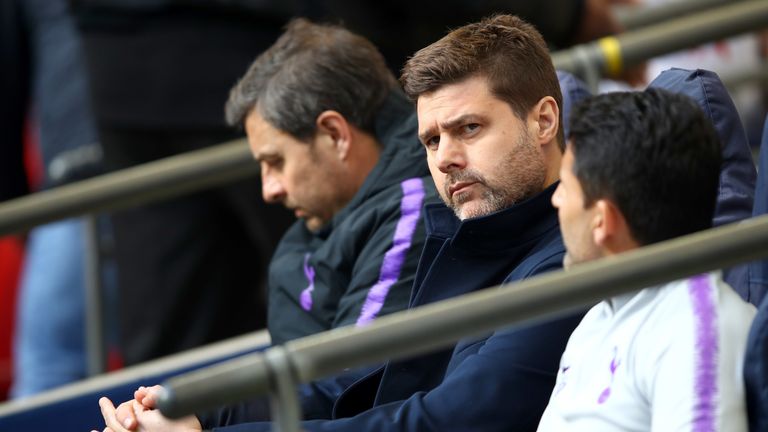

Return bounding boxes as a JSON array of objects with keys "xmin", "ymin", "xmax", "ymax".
[{"xmin": 267, "ymin": 90, "xmax": 439, "ymax": 345}]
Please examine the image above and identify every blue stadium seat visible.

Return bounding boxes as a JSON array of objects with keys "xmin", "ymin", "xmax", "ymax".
[
  {"xmin": 745, "ymin": 115, "xmax": 768, "ymax": 432},
  {"xmin": 557, "ymin": 70, "xmax": 591, "ymax": 137},
  {"xmin": 648, "ymin": 68, "xmax": 757, "ymax": 302},
  {"xmin": 748, "ymin": 116, "xmax": 768, "ymax": 306}
]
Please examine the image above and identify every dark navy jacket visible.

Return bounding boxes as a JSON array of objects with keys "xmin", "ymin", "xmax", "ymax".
[
  {"xmin": 211, "ymin": 184, "xmax": 583, "ymax": 432},
  {"xmin": 648, "ymin": 68, "xmax": 757, "ymax": 301},
  {"xmin": 744, "ymin": 115, "xmax": 768, "ymax": 432},
  {"xmin": 268, "ymin": 90, "xmax": 439, "ymax": 345}
]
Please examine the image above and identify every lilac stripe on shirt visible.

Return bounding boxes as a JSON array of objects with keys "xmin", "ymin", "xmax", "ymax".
[
  {"xmin": 356, "ymin": 178, "xmax": 425, "ymax": 326},
  {"xmin": 689, "ymin": 274, "xmax": 718, "ymax": 432},
  {"xmin": 300, "ymin": 253, "xmax": 316, "ymax": 311}
]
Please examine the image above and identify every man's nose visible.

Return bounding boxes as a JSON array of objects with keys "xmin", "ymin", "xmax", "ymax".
[
  {"xmin": 435, "ymin": 137, "xmax": 467, "ymax": 173},
  {"xmin": 261, "ymin": 172, "xmax": 286, "ymax": 204}
]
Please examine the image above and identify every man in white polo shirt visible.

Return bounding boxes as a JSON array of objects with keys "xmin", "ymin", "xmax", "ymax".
[{"xmin": 539, "ymin": 88, "xmax": 756, "ymax": 431}]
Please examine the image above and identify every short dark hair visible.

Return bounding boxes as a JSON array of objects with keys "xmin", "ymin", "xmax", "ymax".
[
  {"xmin": 568, "ymin": 88, "xmax": 722, "ymax": 246},
  {"xmin": 225, "ymin": 18, "xmax": 397, "ymax": 140},
  {"xmin": 400, "ymin": 14, "xmax": 564, "ymax": 150}
]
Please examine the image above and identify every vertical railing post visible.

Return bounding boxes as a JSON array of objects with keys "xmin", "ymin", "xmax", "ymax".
[
  {"xmin": 265, "ymin": 347, "xmax": 302, "ymax": 432},
  {"xmin": 84, "ymin": 213, "xmax": 106, "ymax": 376}
]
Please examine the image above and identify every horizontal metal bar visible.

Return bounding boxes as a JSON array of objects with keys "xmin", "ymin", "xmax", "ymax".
[
  {"xmin": 0, "ymin": 330, "xmax": 270, "ymax": 418},
  {"xmin": 553, "ymin": 0, "xmax": 768, "ymax": 78},
  {"xmin": 157, "ymin": 214, "xmax": 768, "ymax": 419},
  {"xmin": 616, "ymin": 0, "xmax": 743, "ymax": 30},
  {"xmin": 0, "ymin": 139, "xmax": 256, "ymax": 236}
]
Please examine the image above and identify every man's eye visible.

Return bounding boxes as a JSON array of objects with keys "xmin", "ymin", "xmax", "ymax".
[
  {"xmin": 425, "ymin": 136, "xmax": 440, "ymax": 150},
  {"xmin": 462, "ymin": 123, "xmax": 480, "ymax": 134}
]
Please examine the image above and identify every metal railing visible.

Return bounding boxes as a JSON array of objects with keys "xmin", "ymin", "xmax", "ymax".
[
  {"xmin": 0, "ymin": 138, "xmax": 255, "ymax": 237},
  {"xmin": 0, "ymin": 330, "xmax": 270, "ymax": 418},
  {"xmin": 615, "ymin": 0, "xmax": 750, "ymax": 30},
  {"xmin": 0, "ymin": 138, "xmax": 259, "ymax": 376},
  {"xmin": 155, "ymin": 215, "xmax": 768, "ymax": 432},
  {"xmin": 554, "ymin": 0, "xmax": 768, "ymax": 90}
]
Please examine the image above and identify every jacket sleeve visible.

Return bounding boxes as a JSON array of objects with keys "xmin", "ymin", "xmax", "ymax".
[
  {"xmin": 198, "ymin": 367, "xmax": 377, "ymax": 429},
  {"xmin": 212, "ymin": 255, "xmax": 584, "ymax": 432}
]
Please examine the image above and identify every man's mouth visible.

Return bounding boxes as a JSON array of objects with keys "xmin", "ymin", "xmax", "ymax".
[{"xmin": 448, "ymin": 181, "xmax": 477, "ymax": 198}]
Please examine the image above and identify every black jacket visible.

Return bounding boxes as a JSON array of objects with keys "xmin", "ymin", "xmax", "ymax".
[{"xmin": 268, "ymin": 90, "xmax": 439, "ymax": 345}]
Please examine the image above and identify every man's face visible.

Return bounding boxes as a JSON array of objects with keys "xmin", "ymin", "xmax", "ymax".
[
  {"xmin": 416, "ymin": 75, "xmax": 546, "ymax": 220},
  {"xmin": 245, "ymin": 110, "xmax": 348, "ymax": 231},
  {"xmin": 551, "ymin": 145, "xmax": 602, "ymax": 268}
]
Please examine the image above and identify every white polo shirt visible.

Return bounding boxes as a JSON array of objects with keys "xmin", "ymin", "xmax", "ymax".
[{"xmin": 537, "ymin": 272, "xmax": 755, "ymax": 432}]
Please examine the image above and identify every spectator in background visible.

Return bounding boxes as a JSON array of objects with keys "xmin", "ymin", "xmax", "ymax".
[
  {"xmin": 538, "ymin": 89, "xmax": 755, "ymax": 431},
  {"xmin": 3, "ymin": 0, "xmax": 107, "ymax": 398}
]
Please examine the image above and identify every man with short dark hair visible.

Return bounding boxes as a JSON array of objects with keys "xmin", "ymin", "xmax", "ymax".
[
  {"xmin": 98, "ymin": 15, "xmax": 582, "ymax": 432},
  {"xmin": 538, "ymin": 89, "xmax": 755, "ymax": 431},
  {"xmin": 224, "ymin": 19, "xmax": 437, "ymax": 345}
]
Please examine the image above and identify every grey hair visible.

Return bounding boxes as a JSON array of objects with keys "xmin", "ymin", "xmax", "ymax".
[{"xmin": 225, "ymin": 18, "xmax": 397, "ymax": 140}]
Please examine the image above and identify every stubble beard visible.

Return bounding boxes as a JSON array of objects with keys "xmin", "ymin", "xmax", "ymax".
[{"xmin": 445, "ymin": 131, "xmax": 547, "ymax": 220}]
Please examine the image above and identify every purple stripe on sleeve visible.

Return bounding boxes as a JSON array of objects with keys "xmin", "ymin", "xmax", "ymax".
[
  {"xmin": 688, "ymin": 274, "xmax": 718, "ymax": 432},
  {"xmin": 356, "ymin": 178, "xmax": 425, "ymax": 326},
  {"xmin": 300, "ymin": 253, "xmax": 316, "ymax": 311}
]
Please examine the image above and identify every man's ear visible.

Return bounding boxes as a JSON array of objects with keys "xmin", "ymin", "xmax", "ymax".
[
  {"xmin": 316, "ymin": 110, "xmax": 352, "ymax": 160},
  {"xmin": 593, "ymin": 199, "xmax": 632, "ymax": 249},
  {"xmin": 530, "ymin": 96, "xmax": 559, "ymax": 145},
  {"xmin": 593, "ymin": 199, "xmax": 614, "ymax": 247}
]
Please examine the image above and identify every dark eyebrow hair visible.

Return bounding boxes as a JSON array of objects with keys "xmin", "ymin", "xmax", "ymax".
[
  {"xmin": 418, "ymin": 113, "xmax": 486, "ymax": 144},
  {"xmin": 252, "ymin": 147, "xmax": 280, "ymax": 162}
]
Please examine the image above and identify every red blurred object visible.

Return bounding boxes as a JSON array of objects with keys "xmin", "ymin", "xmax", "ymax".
[
  {"xmin": 23, "ymin": 114, "xmax": 44, "ymax": 193},
  {"xmin": 0, "ymin": 237, "xmax": 24, "ymax": 400},
  {"xmin": 0, "ymin": 115, "xmax": 43, "ymax": 400}
]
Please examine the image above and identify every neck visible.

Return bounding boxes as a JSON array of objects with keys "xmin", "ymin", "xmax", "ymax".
[
  {"xmin": 543, "ymin": 140, "xmax": 563, "ymax": 187},
  {"xmin": 347, "ymin": 128, "xmax": 382, "ymax": 193}
]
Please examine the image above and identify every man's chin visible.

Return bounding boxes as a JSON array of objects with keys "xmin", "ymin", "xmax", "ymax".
[
  {"xmin": 453, "ymin": 201, "xmax": 500, "ymax": 221},
  {"xmin": 303, "ymin": 217, "xmax": 326, "ymax": 232}
]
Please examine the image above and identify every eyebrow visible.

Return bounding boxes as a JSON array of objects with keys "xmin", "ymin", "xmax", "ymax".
[
  {"xmin": 418, "ymin": 113, "xmax": 486, "ymax": 144},
  {"xmin": 252, "ymin": 148, "xmax": 278, "ymax": 162}
]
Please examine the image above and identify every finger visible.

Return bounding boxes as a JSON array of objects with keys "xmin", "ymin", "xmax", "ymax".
[
  {"xmin": 115, "ymin": 400, "xmax": 140, "ymax": 430},
  {"xmin": 98, "ymin": 397, "xmax": 131, "ymax": 432},
  {"xmin": 134, "ymin": 386, "xmax": 147, "ymax": 403},
  {"xmin": 141, "ymin": 385, "xmax": 164, "ymax": 409}
]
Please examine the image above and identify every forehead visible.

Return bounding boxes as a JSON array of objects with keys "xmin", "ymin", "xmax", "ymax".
[
  {"xmin": 244, "ymin": 109, "xmax": 303, "ymax": 156},
  {"xmin": 415, "ymin": 76, "xmax": 515, "ymax": 134},
  {"xmin": 417, "ymin": 76, "xmax": 495, "ymax": 117}
]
